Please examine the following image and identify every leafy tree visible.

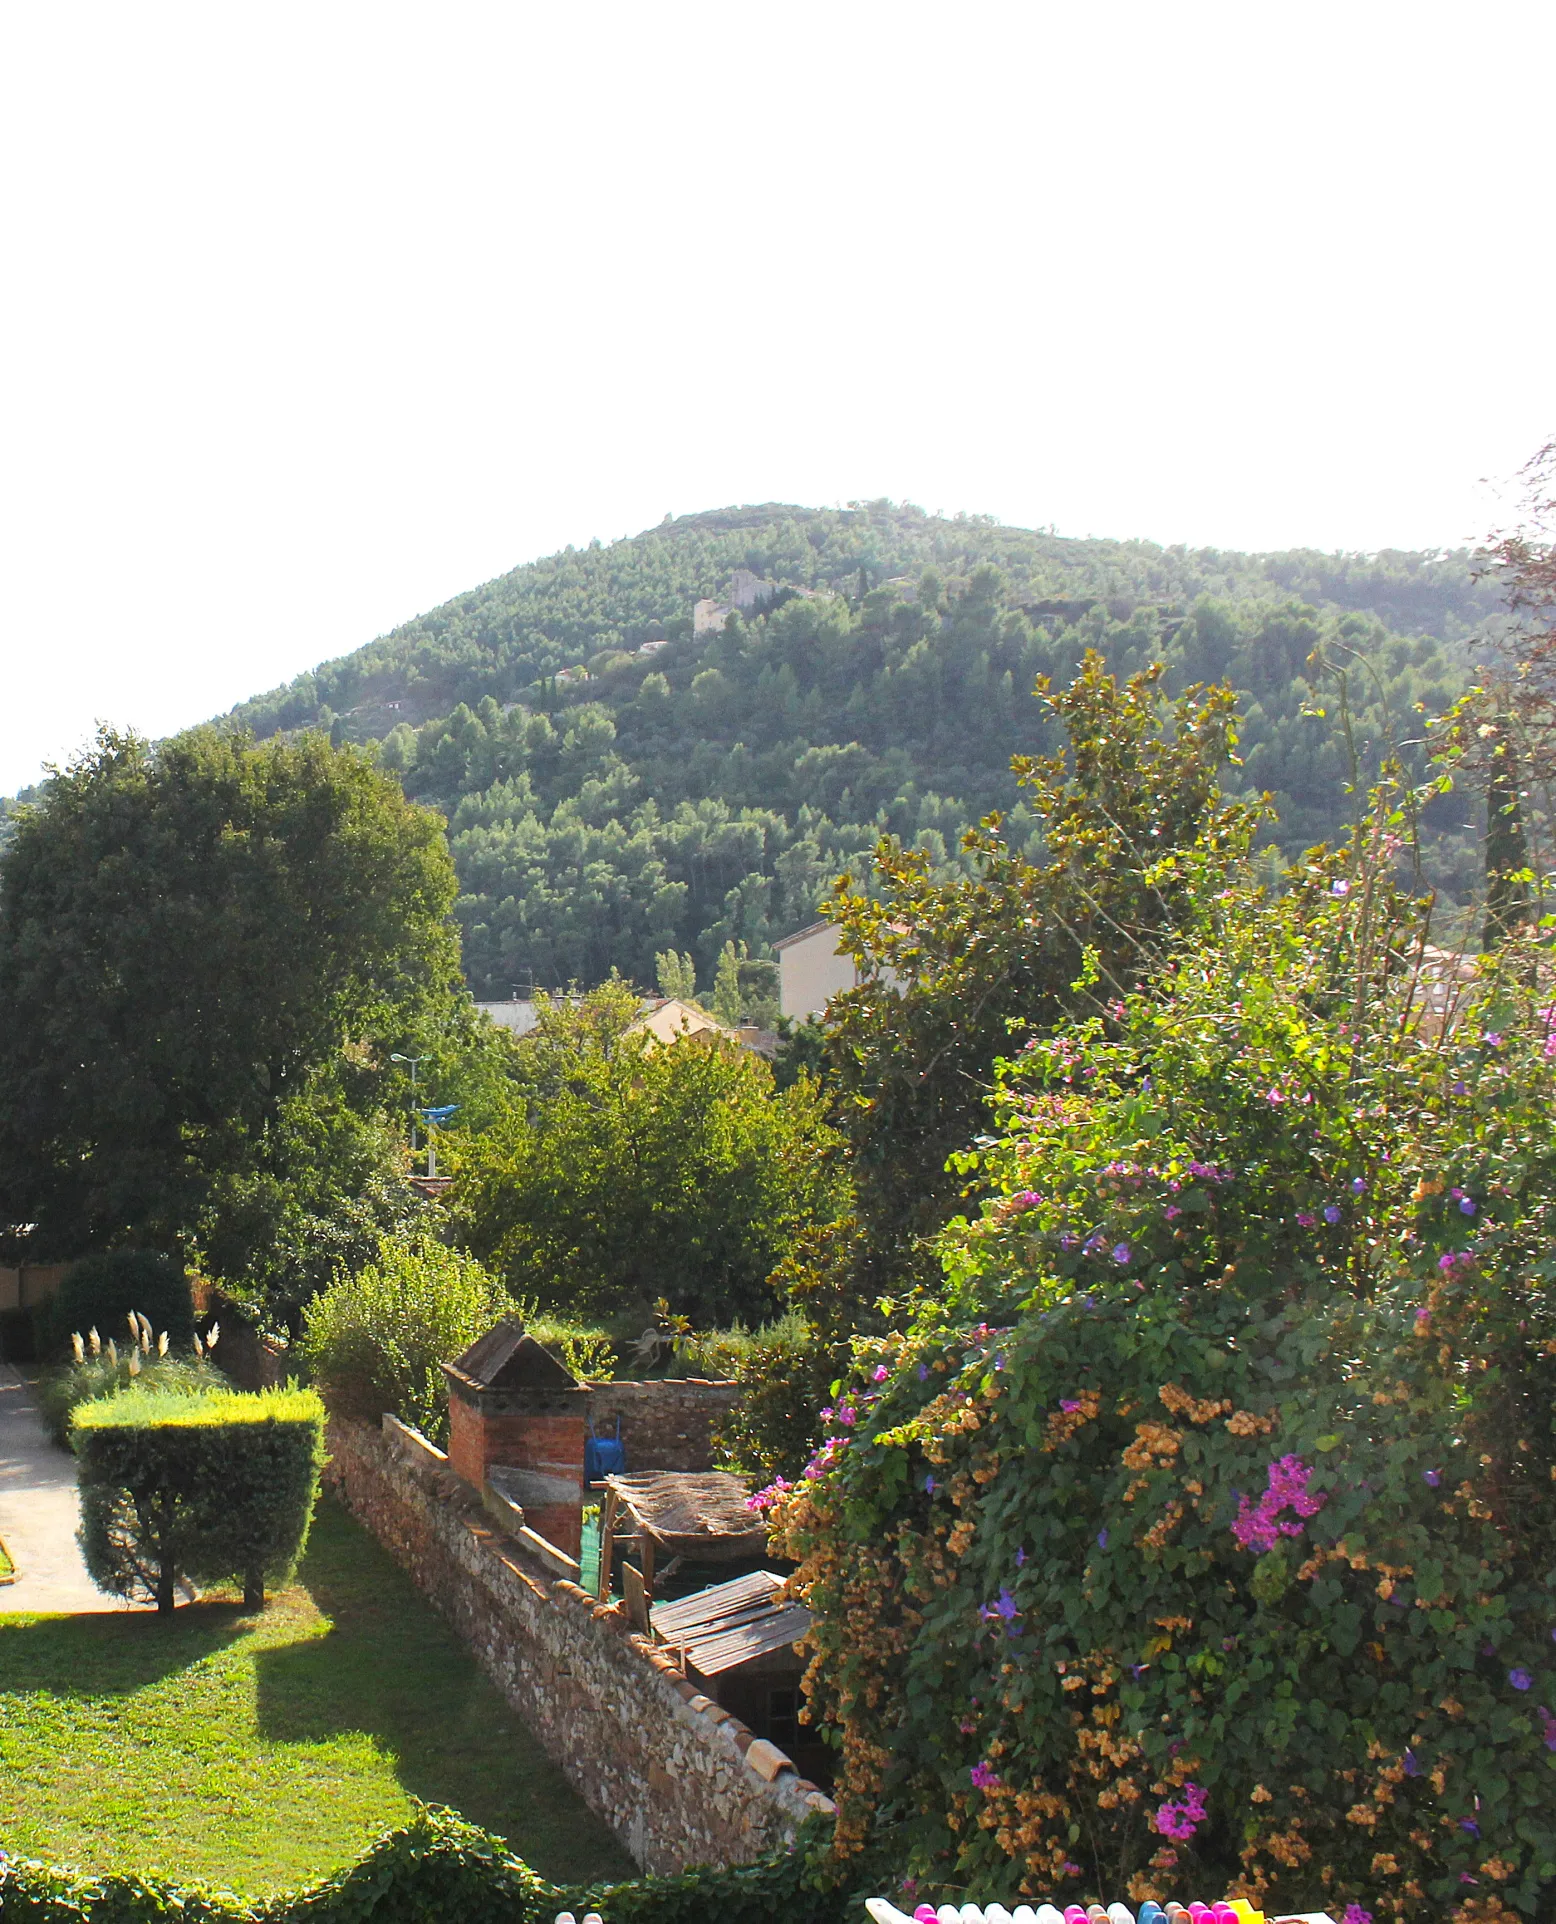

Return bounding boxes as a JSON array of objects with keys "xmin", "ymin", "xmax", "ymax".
[
  {"xmin": 712, "ymin": 940, "xmax": 744, "ymax": 1025},
  {"xmin": 824, "ymin": 654, "xmax": 1262, "ymax": 1292},
  {"xmin": 0, "ymin": 728, "xmax": 462, "ymax": 1273},
  {"xmin": 300, "ymin": 1233, "xmax": 507, "ymax": 1445},
  {"xmin": 451, "ymin": 987, "xmax": 843, "ymax": 1325},
  {"xmin": 655, "ymin": 948, "xmax": 698, "ymax": 1001}
]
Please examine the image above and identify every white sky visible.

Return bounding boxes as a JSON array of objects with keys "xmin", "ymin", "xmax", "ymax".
[{"xmin": 2, "ymin": 0, "xmax": 1553, "ymax": 794}]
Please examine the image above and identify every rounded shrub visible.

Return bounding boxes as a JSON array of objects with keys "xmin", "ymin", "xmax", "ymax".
[
  {"xmin": 43, "ymin": 1249, "xmax": 195, "ymax": 1358},
  {"xmin": 300, "ymin": 1232, "xmax": 507, "ymax": 1444},
  {"xmin": 74, "ymin": 1383, "xmax": 325, "ymax": 1611}
]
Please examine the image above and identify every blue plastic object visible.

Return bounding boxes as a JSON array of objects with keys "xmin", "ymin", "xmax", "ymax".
[{"xmin": 585, "ymin": 1416, "xmax": 625, "ymax": 1483}]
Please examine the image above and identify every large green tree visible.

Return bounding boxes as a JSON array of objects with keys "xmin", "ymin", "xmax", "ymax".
[
  {"xmin": 451, "ymin": 983, "xmax": 842, "ymax": 1325},
  {"xmin": 0, "ymin": 727, "xmax": 462, "ymax": 1283}
]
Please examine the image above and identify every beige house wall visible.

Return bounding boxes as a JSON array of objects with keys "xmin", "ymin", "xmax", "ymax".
[{"xmin": 776, "ymin": 922, "xmax": 859, "ymax": 1021}]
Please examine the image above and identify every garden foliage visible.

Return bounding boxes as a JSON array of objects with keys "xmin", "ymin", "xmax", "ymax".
[
  {"xmin": 300, "ymin": 1233, "xmax": 507, "ymax": 1444},
  {"xmin": 453, "ymin": 983, "xmax": 842, "ymax": 1325},
  {"xmin": 768, "ymin": 828, "xmax": 1556, "ymax": 1922},
  {"xmin": 74, "ymin": 1385, "xmax": 324, "ymax": 1612}
]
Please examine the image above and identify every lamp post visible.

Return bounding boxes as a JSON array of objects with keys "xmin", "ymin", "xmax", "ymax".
[{"xmin": 390, "ymin": 1053, "xmax": 430, "ymax": 1167}]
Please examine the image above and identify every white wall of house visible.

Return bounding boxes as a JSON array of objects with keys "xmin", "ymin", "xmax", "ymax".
[{"xmin": 775, "ymin": 921, "xmax": 859, "ymax": 1021}]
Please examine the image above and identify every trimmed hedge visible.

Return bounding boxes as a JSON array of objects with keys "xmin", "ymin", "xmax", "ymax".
[
  {"xmin": 42, "ymin": 1251, "xmax": 195, "ymax": 1359},
  {"xmin": 74, "ymin": 1385, "xmax": 324, "ymax": 1612},
  {"xmin": 0, "ymin": 1808, "xmax": 851, "ymax": 1924}
]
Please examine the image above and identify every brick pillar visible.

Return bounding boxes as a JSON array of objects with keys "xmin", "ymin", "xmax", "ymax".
[{"xmin": 444, "ymin": 1378, "xmax": 587, "ymax": 1559}]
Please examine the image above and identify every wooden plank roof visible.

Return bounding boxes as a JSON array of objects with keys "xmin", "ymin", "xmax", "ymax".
[{"xmin": 649, "ymin": 1568, "xmax": 811, "ymax": 1677}]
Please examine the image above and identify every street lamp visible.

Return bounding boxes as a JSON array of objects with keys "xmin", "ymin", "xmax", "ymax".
[{"xmin": 390, "ymin": 1053, "xmax": 430, "ymax": 1163}]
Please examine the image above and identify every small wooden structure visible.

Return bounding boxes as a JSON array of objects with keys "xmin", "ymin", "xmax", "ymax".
[
  {"xmin": 650, "ymin": 1569, "xmax": 813, "ymax": 1756},
  {"xmin": 595, "ymin": 1470, "xmax": 768, "ymax": 1603}
]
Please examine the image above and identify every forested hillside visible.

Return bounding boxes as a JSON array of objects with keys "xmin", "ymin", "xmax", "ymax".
[{"xmin": 214, "ymin": 503, "xmax": 1496, "ymax": 994}]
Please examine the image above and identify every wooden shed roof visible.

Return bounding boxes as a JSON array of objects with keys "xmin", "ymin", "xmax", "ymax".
[
  {"xmin": 650, "ymin": 1569, "xmax": 811, "ymax": 1677},
  {"xmin": 603, "ymin": 1470, "xmax": 769, "ymax": 1558}
]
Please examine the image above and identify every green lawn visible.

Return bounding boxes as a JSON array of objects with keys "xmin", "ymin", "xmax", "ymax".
[{"xmin": 0, "ymin": 1496, "xmax": 633, "ymax": 1893}]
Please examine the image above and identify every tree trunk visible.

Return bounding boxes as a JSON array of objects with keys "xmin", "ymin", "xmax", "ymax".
[
  {"xmin": 156, "ymin": 1556, "xmax": 177, "ymax": 1616},
  {"xmin": 1483, "ymin": 730, "xmax": 1531, "ymax": 954},
  {"xmin": 244, "ymin": 1567, "xmax": 264, "ymax": 1610}
]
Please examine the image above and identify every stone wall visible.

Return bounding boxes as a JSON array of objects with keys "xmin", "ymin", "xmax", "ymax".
[
  {"xmin": 323, "ymin": 1414, "xmax": 833, "ymax": 1874},
  {"xmin": 583, "ymin": 1378, "xmax": 741, "ymax": 1473}
]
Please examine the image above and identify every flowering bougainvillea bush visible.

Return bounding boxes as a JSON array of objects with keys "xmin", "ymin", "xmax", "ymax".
[{"xmin": 766, "ymin": 835, "xmax": 1556, "ymax": 1922}]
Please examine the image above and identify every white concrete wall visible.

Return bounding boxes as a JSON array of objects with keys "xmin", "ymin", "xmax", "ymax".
[{"xmin": 777, "ymin": 923, "xmax": 859, "ymax": 1021}]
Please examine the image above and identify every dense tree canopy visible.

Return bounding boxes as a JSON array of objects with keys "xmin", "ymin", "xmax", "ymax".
[
  {"xmin": 451, "ymin": 984, "xmax": 843, "ymax": 1325},
  {"xmin": 219, "ymin": 504, "xmax": 1494, "ymax": 995},
  {"xmin": 0, "ymin": 728, "xmax": 463, "ymax": 1276}
]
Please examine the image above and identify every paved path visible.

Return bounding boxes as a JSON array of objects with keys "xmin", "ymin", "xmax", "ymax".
[{"xmin": 0, "ymin": 1363, "xmax": 125, "ymax": 1613}]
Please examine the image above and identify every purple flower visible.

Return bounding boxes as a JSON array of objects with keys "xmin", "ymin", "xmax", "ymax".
[
  {"xmin": 1424, "ymin": 1469, "xmax": 1441, "ymax": 1487},
  {"xmin": 1297, "ymin": 1211, "xmax": 1317, "ymax": 1228},
  {"xmin": 917, "ymin": 1364, "xmax": 929, "ymax": 1381},
  {"xmin": 1111, "ymin": 1243, "xmax": 1132, "ymax": 1264},
  {"xmin": 923, "ymin": 1474, "xmax": 936, "ymax": 1494},
  {"xmin": 1015, "ymin": 1546, "xmax": 1026, "ymax": 1567},
  {"xmin": 1351, "ymin": 1177, "xmax": 1366, "ymax": 1194},
  {"xmin": 1510, "ymin": 1667, "xmax": 1533, "ymax": 1691},
  {"xmin": 1453, "ymin": 1080, "xmax": 1469, "ymax": 1093},
  {"xmin": 1460, "ymin": 1818, "xmax": 1480, "ymax": 1837},
  {"xmin": 1332, "ymin": 879, "xmax": 1350, "ymax": 896},
  {"xmin": 1459, "ymin": 1196, "xmax": 1477, "ymax": 1216},
  {"xmin": 1537, "ymin": 1705, "xmax": 1556, "ymax": 1751},
  {"xmin": 1485, "ymin": 1032, "xmax": 1502, "ymax": 1047},
  {"xmin": 1402, "ymin": 1748, "xmax": 1421, "ymax": 1776},
  {"xmin": 1096, "ymin": 1529, "xmax": 1109, "ymax": 1550},
  {"xmin": 1324, "ymin": 1204, "xmax": 1342, "ymax": 1224}
]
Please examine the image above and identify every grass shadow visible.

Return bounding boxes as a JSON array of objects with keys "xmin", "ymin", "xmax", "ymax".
[
  {"xmin": 254, "ymin": 1498, "xmax": 632, "ymax": 1882},
  {"xmin": 0, "ymin": 1599, "xmax": 251, "ymax": 1695}
]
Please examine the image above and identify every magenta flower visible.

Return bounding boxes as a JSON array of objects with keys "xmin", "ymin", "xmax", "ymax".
[
  {"xmin": 1297, "ymin": 1211, "xmax": 1317, "ymax": 1228},
  {"xmin": 969, "ymin": 1760, "xmax": 1000, "ymax": 1790},
  {"xmin": 1060, "ymin": 1397, "xmax": 1083, "ymax": 1413},
  {"xmin": 1536, "ymin": 1705, "xmax": 1556, "ymax": 1751},
  {"xmin": 1153, "ymin": 1781, "xmax": 1207, "ymax": 1841},
  {"xmin": 1232, "ymin": 1454, "xmax": 1326, "ymax": 1553},
  {"xmin": 872, "ymin": 1364, "xmax": 889, "ymax": 1382},
  {"xmin": 1010, "ymin": 1190, "xmax": 1041, "ymax": 1211},
  {"xmin": 1341, "ymin": 1907, "xmax": 1373, "ymax": 1924}
]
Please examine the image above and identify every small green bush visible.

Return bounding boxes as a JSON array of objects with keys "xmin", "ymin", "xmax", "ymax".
[
  {"xmin": 41, "ymin": 1250, "xmax": 195, "ymax": 1359},
  {"xmin": 299, "ymin": 1233, "xmax": 507, "ymax": 1444},
  {"xmin": 74, "ymin": 1384, "xmax": 324, "ymax": 1612},
  {"xmin": 35, "ymin": 1351, "xmax": 224, "ymax": 1449}
]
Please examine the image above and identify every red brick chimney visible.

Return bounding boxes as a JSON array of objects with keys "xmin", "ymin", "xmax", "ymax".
[{"xmin": 442, "ymin": 1321, "xmax": 588, "ymax": 1557}]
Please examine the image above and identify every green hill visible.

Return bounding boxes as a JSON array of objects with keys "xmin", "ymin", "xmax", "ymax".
[{"xmin": 225, "ymin": 502, "xmax": 1494, "ymax": 997}]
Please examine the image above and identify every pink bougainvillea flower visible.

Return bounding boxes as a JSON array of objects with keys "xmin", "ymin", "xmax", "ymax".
[
  {"xmin": 1341, "ymin": 1906, "xmax": 1372, "ymax": 1924},
  {"xmin": 872, "ymin": 1364, "xmax": 889, "ymax": 1382},
  {"xmin": 1232, "ymin": 1455, "xmax": 1325, "ymax": 1552},
  {"xmin": 1060, "ymin": 1397, "xmax": 1083, "ymax": 1413},
  {"xmin": 1297, "ymin": 1211, "xmax": 1317, "ymax": 1228}
]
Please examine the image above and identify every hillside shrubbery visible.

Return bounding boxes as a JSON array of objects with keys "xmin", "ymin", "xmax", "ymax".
[
  {"xmin": 769, "ymin": 827, "xmax": 1556, "ymax": 1921},
  {"xmin": 222, "ymin": 504, "xmax": 1492, "ymax": 994}
]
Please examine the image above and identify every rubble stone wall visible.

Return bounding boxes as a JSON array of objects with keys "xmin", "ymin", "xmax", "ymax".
[{"xmin": 322, "ymin": 1414, "xmax": 832, "ymax": 1874}]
